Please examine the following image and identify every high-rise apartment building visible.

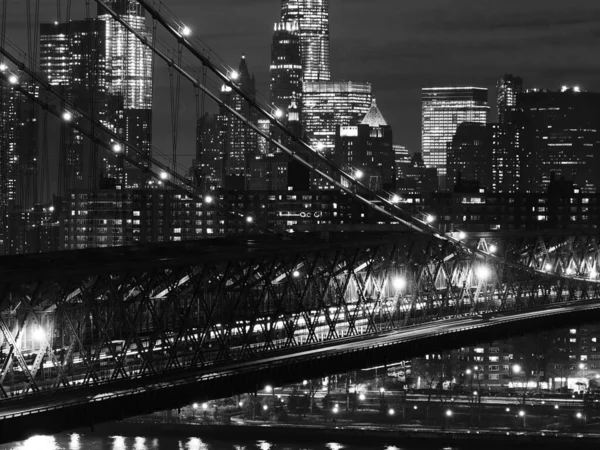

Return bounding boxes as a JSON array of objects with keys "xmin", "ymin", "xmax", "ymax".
[
  {"xmin": 281, "ymin": 0, "xmax": 331, "ymax": 82},
  {"xmin": 40, "ymin": 20, "xmax": 107, "ymax": 191},
  {"xmin": 422, "ymin": 87, "xmax": 489, "ymax": 189},
  {"xmin": 497, "ymin": 74, "xmax": 523, "ymax": 124},
  {"xmin": 303, "ymin": 81, "xmax": 372, "ymax": 154},
  {"xmin": 97, "ymin": 0, "xmax": 153, "ymax": 187}
]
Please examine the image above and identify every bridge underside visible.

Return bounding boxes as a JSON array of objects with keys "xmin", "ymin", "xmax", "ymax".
[{"xmin": 0, "ymin": 230, "xmax": 598, "ymax": 440}]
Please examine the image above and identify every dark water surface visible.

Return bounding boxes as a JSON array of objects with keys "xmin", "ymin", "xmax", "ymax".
[{"xmin": 0, "ymin": 433, "xmax": 559, "ymax": 450}]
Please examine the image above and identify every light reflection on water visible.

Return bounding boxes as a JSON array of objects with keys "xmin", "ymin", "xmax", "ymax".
[{"xmin": 0, "ymin": 434, "xmax": 459, "ymax": 450}]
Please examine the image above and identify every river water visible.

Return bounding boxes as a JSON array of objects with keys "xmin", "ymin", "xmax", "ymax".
[{"xmin": 0, "ymin": 434, "xmax": 463, "ymax": 450}]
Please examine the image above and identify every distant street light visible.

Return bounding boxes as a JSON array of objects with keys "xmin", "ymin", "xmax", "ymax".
[
  {"xmin": 181, "ymin": 26, "xmax": 192, "ymax": 37},
  {"xmin": 388, "ymin": 408, "xmax": 395, "ymax": 416},
  {"xmin": 265, "ymin": 385, "xmax": 273, "ymax": 393},
  {"xmin": 445, "ymin": 410, "xmax": 453, "ymax": 417},
  {"xmin": 354, "ymin": 170, "xmax": 364, "ymax": 180},
  {"xmin": 8, "ymin": 74, "xmax": 18, "ymax": 84},
  {"xmin": 202, "ymin": 403, "xmax": 208, "ymax": 411},
  {"xmin": 193, "ymin": 403, "xmax": 198, "ymax": 409},
  {"xmin": 489, "ymin": 244, "xmax": 497, "ymax": 253},
  {"xmin": 512, "ymin": 364, "xmax": 522, "ymax": 374}
]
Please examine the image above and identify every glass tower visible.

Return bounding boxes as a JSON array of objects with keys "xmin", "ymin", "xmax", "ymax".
[
  {"xmin": 421, "ymin": 87, "xmax": 489, "ymax": 189},
  {"xmin": 303, "ymin": 81, "xmax": 372, "ymax": 154},
  {"xmin": 40, "ymin": 20, "xmax": 107, "ymax": 190},
  {"xmin": 97, "ymin": 0, "xmax": 153, "ymax": 187},
  {"xmin": 497, "ymin": 74, "xmax": 523, "ymax": 124},
  {"xmin": 281, "ymin": 0, "xmax": 331, "ymax": 81}
]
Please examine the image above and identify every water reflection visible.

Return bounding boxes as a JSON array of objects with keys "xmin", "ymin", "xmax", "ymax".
[
  {"xmin": 256, "ymin": 441, "xmax": 272, "ymax": 450},
  {"xmin": 184, "ymin": 437, "xmax": 209, "ymax": 450},
  {"xmin": 326, "ymin": 444, "xmax": 344, "ymax": 450},
  {"xmin": 112, "ymin": 435, "xmax": 127, "ymax": 450},
  {"xmin": 69, "ymin": 434, "xmax": 81, "ymax": 450},
  {"xmin": 14, "ymin": 436, "xmax": 57, "ymax": 450}
]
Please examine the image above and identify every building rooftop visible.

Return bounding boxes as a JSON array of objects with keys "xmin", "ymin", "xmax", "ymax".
[{"xmin": 361, "ymin": 98, "xmax": 388, "ymax": 127}]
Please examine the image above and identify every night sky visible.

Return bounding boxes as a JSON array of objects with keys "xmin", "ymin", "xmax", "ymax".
[{"xmin": 7, "ymin": 0, "xmax": 600, "ymax": 169}]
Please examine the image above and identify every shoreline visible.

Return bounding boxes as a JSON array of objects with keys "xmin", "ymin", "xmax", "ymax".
[{"xmin": 82, "ymin": 419, "xmax": 600, "ymax": 449}]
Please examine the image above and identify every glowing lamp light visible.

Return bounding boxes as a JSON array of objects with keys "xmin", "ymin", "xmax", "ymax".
[
  {"xmin": 0, "ymin": 63, "xmax": 7, "ymax": 72},
  {"xmin": 458, "ymin": 231, "xmax": 466, "ymax": 240},
  {"xmin": 489, "ymin": 244, "xmax": 497, "ymax": 254},
  {"xmin": 315, "ymin": 142, "xmax": 325, "ymax": 152},
  {"xmin": 265, "ymin": 385, "xmax": 273, "ymax": 393},
  {"xmin": 354, "ymin": 170, "xmax": 364, "ymax": 180},
  {"xmin": 518, "ymin": 410, "xmax": 525, "ymax": 417},
  {"xmin": 49, "ymin": 206, "xmax": 55, "ymax": 213},
  {"xmin": 192, "ymin": 403, "xmax": 198, "ymax": 409},
  {"xmin": 554, "ymin": 405, "xmax": 559, "ymax": 410},
  {"xmin": 392, "ymin": 276, "xmax": 406, "ymax": 290},
  {"xmin": 246, "ymin": 216, "xmax": 254, "ymax": 224},
  {"xmin": 379, "ymin": 387, "xmax": 385, "ymax": 393},
  {"xmin": 476, "ymin": 265, "xmax": 491, "ymax": 280},
  {"xmin": 62, "ymin": 111, "xmax": 73, "ymax": 122},
  {"xmin": 332, "ymin": 406, "xmax": 339, "ymax": 414},
  {"xmin": 292, "ymin": 270, "xmax": 300, "ymax": 278},
  {"xmin": 579, "ymin": 363, "xmax": 585, "ymax": 370},
  {"xmin": 204, "ymin": 195, "xmax": 213, "ymax": 204},
  {"xmin": 263, "ymin": 405, "xmax": 268, "ymax": 411},
  {"xmin": 445, "ymin": 410, "xmax": 453, "ymax": 417},
  {"xmin": 574, "ymin": 86, "xmax": 581, "ymax": 93},
  {"xmin": 577, "ymin": 412, "xmax": 583, "ymax": 419},
  {"xmin": 202, "ymin": 403, "xmax": 208, "ymax": 410},
  {"xmin": 505, "ymin": 407, "xmax": 510, "ymax": 412},
  {"xmin": 159, "ymin": 171, "xmax": 168, "ymax": 180},
  {"xmin": 274, "ymin": 109, "xmax": 284, "ymax": 119},
  {"xmin": 181, "ymin": 26, "xmax": 192, "ymax": 37},
  {"xmin": 112, "ymin": 143, "xmax": 122, "ymax": 153},
  {"xmin": 512, "ymin": 364, "xmax": 522, "ymax": 374},
  {"xmin": 359, "ymin": 393, "xmax": 366, "ymax": 401},
  {"xmin": 8, "ymin": 74, "xmax": 18, "ymax": 84},
  {"xmin": 425, "ymin": 215, "xmax": 435, "ymax": 224},
  {"xmin": 566, "ymin": 267, "xmax": 574, "ymax": 275},
  {"xmin": 590, "ymin": 269, "xmax": 598, "ymax": 278},
  {"xmin": 302, "ymin": 380, "xmax": 308, "ymax": 386},
  {"xmin": 33, "ymin": 326, "xmax": 46, "ymax": 341},
  {"xmin": 391, "ymin": 194, "xmax": 401, "ymax": 204},
  {"xmin": 544, "ymin": 263, "xmax": 552, "ymax": 271},
  {"xmin": 388, "ymin": 408, "xmax": 395, "ymax": 416},
  {"xmin": 466, "ymin": 369, "xmax": 472, "ymax": 375},
  {"xmin": 230, "ymin": 70, "xmax": 239, "ymax": 80}
]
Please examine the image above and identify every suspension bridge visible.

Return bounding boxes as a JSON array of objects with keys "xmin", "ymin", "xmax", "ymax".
[{"xmin": 0, "ymin": 0, "xmax": 599, "ymax": 442}]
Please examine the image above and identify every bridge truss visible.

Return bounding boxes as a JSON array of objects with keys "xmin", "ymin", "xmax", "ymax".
[{"xmin": 0, "ymin": 230, "xmax": 598, "ymax": 397}]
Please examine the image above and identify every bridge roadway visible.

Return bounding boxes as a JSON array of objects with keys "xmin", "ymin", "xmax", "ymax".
[{"xmin": 1, "ymin": 298, "xmax": 600, "ymax": 443}]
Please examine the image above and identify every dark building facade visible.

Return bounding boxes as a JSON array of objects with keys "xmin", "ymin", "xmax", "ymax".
[
  {"xmin": 447, "ymin": 122, "xmax": 492, "ymax": 191},
  {"xmin": 510, "ymin": 88, "xmax": 600, "ymax": 193},
  {"xmin": 335, "ymin": 99, "xmax": 394, "ymax": 191}
]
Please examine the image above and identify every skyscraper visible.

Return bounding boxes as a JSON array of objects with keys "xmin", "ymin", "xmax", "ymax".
[
  {"xmin": 281, "ymin": 0, "xmax": 331, "ymax": 81},
  {"xmin": 421, "ymin": 87, "xmax": 489, "ymax": 189},
  {"xmin": 97, "ymin": 0, "xmax": 153, "ymax": 187},
  {"xmin": 335, "ymin": 99, "xmax": 394, "ymax": 191},
  {"xmin": 40, "ymin": 20, "xmax": 107, "ymax": 191},
  {"xmin": 447, "ymin": 122, "xmax": 492, "ymax": 190},
  {"xmin": 303, "ymin": 81, "xmax": 372, "ymax": 153},
  {"xmin": 270, "ymin": 21, "xmax": 303, "ymax": 130},
  {"xmin": 218, "ymin": 55, "xmax": 258, "ymax": 189},
  {"xmin": 497, "ymin": 74, "xmax": 523, "ymax": 124},
  {"xmin": 510, "ymin": 88, "xmax": 600, "ymax": 193}
]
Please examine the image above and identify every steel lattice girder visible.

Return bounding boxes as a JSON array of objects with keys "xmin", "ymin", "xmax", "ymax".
[{"xmin": 0, "ymin": 231, "xmax": 599, "ymax": 396}]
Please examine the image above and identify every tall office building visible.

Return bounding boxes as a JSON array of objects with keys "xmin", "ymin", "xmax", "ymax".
[
  {"xmin": 97, "ymin": 0, "xmax": 153, "ymax": 187},
  {"xmin": 335, "ymin": 99, "xmax": 394, "ymax": 191},
  {"xmin": 490, "ymin": 123, "xmax": 521, "ymax": 193},
  {"xmin": 40, "ymin": 20, "xmax": 107, "ymax": 191},
  {"xmin": 421, "ymin": 87, "xmax": 489, "ymax": 189},
  {"xmin": 303, "ymin": 81, "xmax": 372, "ymax": 154},
  {"xmin": 270, "ymin": 21, "xmax": 303, "ymax": 133},
  {"xmin": 447, "ymin": 122, "xmax": 492, "ymax": 191},
  {"xmin": 218, "ymin": 55, "xmax": 258, "ymax": 189},
  {"xmin": 510, "ymin": 88, "xmax": 600, "ymax": 193},
  {"xmin": 281, "ymin": 0, "xmax": 331, "ymax": 81},
  {"xmin": 497, "ymin": 74, "xmax": 523, "ymax": 124}
]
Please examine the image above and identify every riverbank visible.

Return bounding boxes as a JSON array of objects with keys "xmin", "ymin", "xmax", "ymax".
[{"xmin": 85, "ymin": 419, "xmax": 600, "ymax": 449}]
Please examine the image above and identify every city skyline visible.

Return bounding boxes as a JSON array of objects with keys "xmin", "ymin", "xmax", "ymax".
[{"xmin": 5, "ymin": 0, "xmax": 600, "ymax": 166}]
